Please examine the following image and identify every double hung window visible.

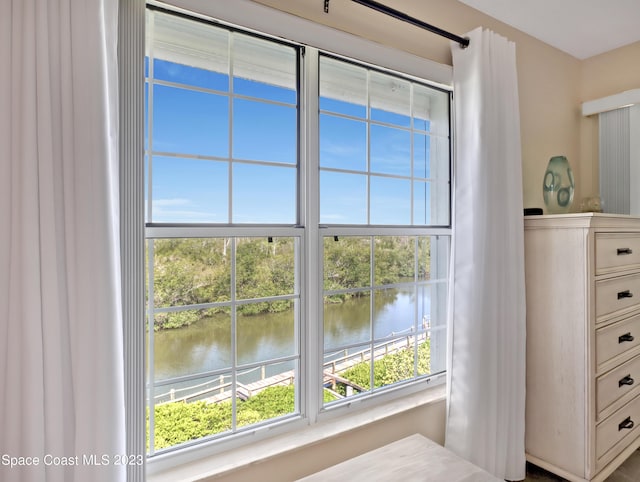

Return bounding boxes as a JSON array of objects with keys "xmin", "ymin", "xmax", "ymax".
[{"xmin": 145, "ymin": 5, "xmax": 451, "ymax": 456}]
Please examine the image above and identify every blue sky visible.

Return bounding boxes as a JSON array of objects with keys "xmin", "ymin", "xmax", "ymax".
[{"xmin": 145, "ymin": 57, "xmax": 441, "ymax": 226}]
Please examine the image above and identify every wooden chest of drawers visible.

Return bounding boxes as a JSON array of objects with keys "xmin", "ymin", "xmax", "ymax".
[{"xmin": 524, "ymin": 213, "xmax": 640, "ymax": 482}]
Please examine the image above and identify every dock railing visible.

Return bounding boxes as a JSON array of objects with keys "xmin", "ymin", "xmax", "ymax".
[{"xmin": 153, "ymin": 330, "xmax": 428, "ymax": 405}]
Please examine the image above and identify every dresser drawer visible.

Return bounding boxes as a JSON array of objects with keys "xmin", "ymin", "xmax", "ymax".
[
  {"xmin": 596, "ymin": 395, "xmax": 640, "ymax": 460},
  {"xmin": 596, "ymin": 314, "xmax": 640, "ymax": 369},
  {"xmin": 597, "ymin": 354, "xmax": 640, "ymax": 417},
  {"xmin": 596, "ymin": 274, "xmax": 640, "ymax": 321},
  {"xmin": 596, "ymin": 234, "xmax": 640, "ymax": 274}
]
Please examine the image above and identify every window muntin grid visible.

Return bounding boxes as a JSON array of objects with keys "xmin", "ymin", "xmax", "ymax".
[
  {"xmin": 146, "ymin": 235, "xmax": 301, "ymax": 454},
  {"xmin": 146, "ymin": 10, "xmax": 298, "ymax": 225},
  {"xmin": 145, "ymin": 8, "xmax": 301, "ymax": 456},
  {"xmin": 321, "ymin": 235, "xmax": 449, "ymax": 404},
  {"xmin": 319, "ymin": 55, "xmax": 451, "ymax": 226}
]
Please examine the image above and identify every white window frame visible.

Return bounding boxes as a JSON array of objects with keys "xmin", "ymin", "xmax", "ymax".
[
  {"xmin": 145, "ymin": 8, "xmax": 305, "ymax": 457},
  {"xmin": 142, "ymin": 0, "xmax": 453, "ymax": 474}
]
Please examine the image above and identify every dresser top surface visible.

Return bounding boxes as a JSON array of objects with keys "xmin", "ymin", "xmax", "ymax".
[{"xmin": 524, "ymin": 213, "xmax": 640, "ymax": 230}]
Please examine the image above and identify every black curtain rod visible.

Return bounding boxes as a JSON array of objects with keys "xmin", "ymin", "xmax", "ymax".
[{"xmin": 328, "ymin": 0, "xmax": 469, "ymax": 48}]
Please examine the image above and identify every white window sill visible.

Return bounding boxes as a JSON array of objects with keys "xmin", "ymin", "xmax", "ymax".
[{"xmin": 147, "ymin": 383, "xmax": 446, "ymax": 482}]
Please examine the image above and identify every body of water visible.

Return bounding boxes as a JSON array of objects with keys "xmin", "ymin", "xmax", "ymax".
[{"xmin": 149, "ymin": 284, "xmax": 436, "ymax": 400}]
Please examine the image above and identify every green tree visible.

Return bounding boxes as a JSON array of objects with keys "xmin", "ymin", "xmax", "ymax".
[{"xmin": 149, "ymin": 235, "xmax": 427, "ymax": 329}]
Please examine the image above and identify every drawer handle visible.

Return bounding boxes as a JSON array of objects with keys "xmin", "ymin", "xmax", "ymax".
[
  {"xmin": 619, "ymin": 332, "xmax": 635, "ymax": 343},
  {"xmin": 619, "ymin": 375, "xmax": 635, "ymax": 387},
  {"xmin": 619, "ymin": 416, "xmax": 635, "ymax": 431},
  {"xmin": 617, "ymin": 248, "xmax": 634, "ymax": 255},
  {"xmin": 618, "ymin": 290, "xmax": 633, "ymax": 300}
]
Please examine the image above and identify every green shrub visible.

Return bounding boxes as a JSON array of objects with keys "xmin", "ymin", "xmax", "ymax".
[
  {"xmin": 339, "ymin": 340, "xmax": 431, "ymax": 394},
  {"xmin": 149, "ymin": 385, "xmax": 338, "ymax": 451},
  {"xmin": 151, "ymin": 401, "xmax": 231, "ymax": 450},
  {"xmin": 147, "ymin": 342, "xmax": 427, "ymax": 452}
]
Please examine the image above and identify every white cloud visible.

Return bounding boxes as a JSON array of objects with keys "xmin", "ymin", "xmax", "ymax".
[
  {"xmin": 150, "ymin": 198, "xmax": 222, "ymax": 223},
  {"xmin": 153, "ymin": 198, "xmax": 191, "ymax": 207}
]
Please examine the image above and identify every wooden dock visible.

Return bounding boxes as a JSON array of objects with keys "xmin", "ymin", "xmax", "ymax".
[{"xmin": 155, "ymin": 333, "xmax": 427, "ymax": 405}]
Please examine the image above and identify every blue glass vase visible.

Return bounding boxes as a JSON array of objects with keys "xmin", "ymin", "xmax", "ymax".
[{"xmin": 542, "ymin": 156, "xmax": 574, "ymax": 214}]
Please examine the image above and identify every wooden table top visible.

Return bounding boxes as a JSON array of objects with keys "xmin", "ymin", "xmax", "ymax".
[{"xmin": 296, "ymin": 433, "xmax": 502, "ymax": 481}]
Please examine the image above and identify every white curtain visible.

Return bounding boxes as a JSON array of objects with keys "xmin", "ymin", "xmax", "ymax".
[
  {"xmin": 0, "ymin": 1, "xmax": 126, "ymax": 481},
  {"xmin": 445, "ymin": 27, "xmax": 526, "ymax": 481}
]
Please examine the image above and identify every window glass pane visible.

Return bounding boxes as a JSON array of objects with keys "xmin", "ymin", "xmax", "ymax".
[
  {"xmin": 151, "ymin": 156, "xmax": 228, "ymax": 223},
  {"xmin": 370, "ymin": 177, "xmax": 411, "ymax": 225},
  {"xmin": 413, "ymin": 181, "xmax": 430, "ymax": 226},
  {"xmin": 322, "ymin": 232, "xmax": 449, "ymax": 406},
  {"xmin": 323, "ymin": 236, "xmax": 371, "ymax": 291},
  {"xmin": 373, "ymin": 287, "xmax": 416, "ymax": 340},
  {"xmin": 324, "ymin": 344, "xmax": 372, "ymax": 399},
  {"xmin": 233, "ymin": 99, "xmax": 297, "ymax": 164},
  {"xmin": 412, "ymin": 84, "xmax": 432, "ymax": 132},
  {"xmin": 151, "ymin": 237, "xmax": 232, "ymax": 307},
  {"xmin": 144, "ymin": 154, "xmax": 149, "ymax": 224},
  {"xmin": 373, "ymin": 236, "xmax": 415, "ymax": 286},
  {"xmin": 149, "ymin": 372, "xmax": 234, "ymax": 451},
  {"xmin": 413, "ymin": 133, "xmax": 430, "ymax": 179},
  {"xmin": 414, "ymin": 83, "xmax": 449, "ymax": 136},
  {"xmin": 236, "ymin": 362, "xmax": 298, "ymax": 427},
  {"xmin": 418, "ymin": 236, "xmax": 449, "ymax": 282},
  {"xmin": 416, "ymin": 283, "xmax": 432, "ymax": 338},
  {"xmin": 152, "ymin": 311, "xmax": 231, "ymax": 379},
  {"xmin": 370, "ymin": 70, "xmax": 410, "ymax": 127},
  {"xmin": 147, "ymin": 237, "xmax": 300, "ymax": 451},
  {"xmin": 153, "ymin": 59, "xmax": 229, "ymax": 91},
  {"xmin": 150, "ymin": 11, "xmax": 230, "ymax": 90},
  {"xmin": 375, "ymin": 336, "xmax": 420, "ymax": 388},
  {"xmin": 414, "ymin": 180, "xmax": 450, "ymax": 226},
  {"xmin": 426, "ymin": 281, "xmax": 448, "ymax": 375},
  {"xmin": 319, "ymin": 56, "xmax": 367, "ymax": 117},
  {"xmin": 237, "ymin": 306, "xmax": 296, "ymax": 365},
  {"xmin": 428, "ymin": 235, "xmax": 450, "ymax": 280},
  {"xmin": 232, "ymin": 164, "xmax": 296, "ymax": 223},
  {"xmin": 144, "ymin": 82, "xmax": 149, "ymax": 151},
  {"xmin": 234, "ymin": 33, "xmax": 297, "ymax": 104},
  {"xmin": 431, "ymin": 182, "xmax": 451, "ymax": 226},
  {"xmin": 320, "ymin": 97, "xmax": 367, "ymax": 118},
  {"xmin": 323, "ymin": 296, "xmax": 372, "ymax": 351},
  {"xmin": 320, "ymin": 114, "xmax": 367, "ymax": 171},
  {"xmin": 319, "ymin": 54, "xmax": 451, "ymax": 228},
  {"xmin": 236, "ymin": 237, "xmax": 296, "ymax": 300},
  {"xmin": 430, "ymin": 135, "xmax": 451, "ymax": 182},
  {"xmin": 418, "ymin": 236, "xmax": 432, "ymax": 281},
  {"xmin": 152, "ymin": 84, "xmax": 229, "ymax": 157},
  {"xmin": 370, "ymin": 124, "xmax": 411, "ymax": 176},
  {"xmin": 320, "ymin": 171, "xmax": 367, "ymax": 224},
  {"xmin": 234, "ymin": 77, "xmax": 296, "ymax": 104}
]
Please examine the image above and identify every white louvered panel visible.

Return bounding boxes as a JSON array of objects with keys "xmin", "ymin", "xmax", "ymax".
[
  {"xmin": 630, "ymin": 105, "xmax": 640, "ymax": 216},
  {"xmin": 119, "ymin": 0, "xmax": 146, "ymax": 479},
  {"xmin": 600, "ymin": 107, "xmax": 631, "ymax": 214}
]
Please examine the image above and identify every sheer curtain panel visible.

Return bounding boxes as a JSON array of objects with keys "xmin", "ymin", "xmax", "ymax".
[
  {"xmin": 0, "ymin": 1, "xmax": 126, "ymax": 481},
  {"xmin": 445, "ymin": 27, "xmax": 526, "ymax": 481}
]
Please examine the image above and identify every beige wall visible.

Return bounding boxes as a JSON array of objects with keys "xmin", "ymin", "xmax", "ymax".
[
  {"xmin": 581, "ymin": 41, "xmax": 640, "ymax": 101},
  {"xmin": 579, "ymin": 41, "xmax": 640, "ymax": 197}
]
